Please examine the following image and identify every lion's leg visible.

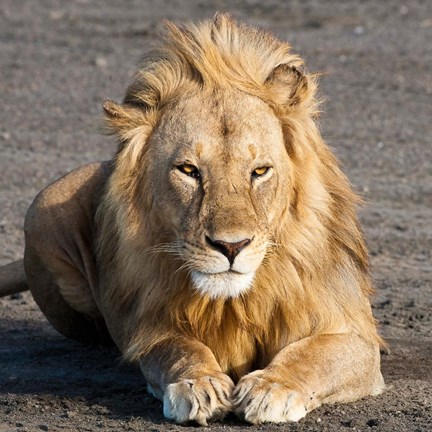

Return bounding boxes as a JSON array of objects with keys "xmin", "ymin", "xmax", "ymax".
[
  {"xmin": 24, "ymin": 246, "xmax": 111, "ymax": 345},
  {"xmin": 233, "ymin": 333, "xmax": 384, "ymax": 424},
  {"xmin": 24, "ymin": 162, "xmax": 112, "ymax": 345},
  {"xmin": 138, "ymin": 336, "xmax": 234, "ymax": 425}
]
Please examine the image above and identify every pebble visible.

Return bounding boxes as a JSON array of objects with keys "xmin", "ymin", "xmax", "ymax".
[
  {"xmin": 420, "ymin": 18, "xmax": 432, "ymax": 28},
  {"xmin": 95, "ymin": 57, "xmax": 108, "ymax": 68},
  {"xmin": 49, "ymin": 10, "xmax": 65, "ymax": 20},
  {"xmin": 1, "ymin": 131, "xmax": 10, "ymax": 140}
]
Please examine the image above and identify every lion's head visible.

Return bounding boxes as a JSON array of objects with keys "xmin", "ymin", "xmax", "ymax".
[
  {"xmin": 96, "ymin": 14, "xmax": 381, "ymax": 364},
  {"xmin": 133, "ymin": 89, "xmax": 293, "ymax": 298}
]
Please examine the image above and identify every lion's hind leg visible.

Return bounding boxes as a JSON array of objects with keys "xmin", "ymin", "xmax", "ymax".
[
  {"xmin": 25, "ymin": 247, "xmax": 111, "ymax": 346},
  {"xmin": 24, "ymin": 162, "xmax": 112, "ymax": 346}
]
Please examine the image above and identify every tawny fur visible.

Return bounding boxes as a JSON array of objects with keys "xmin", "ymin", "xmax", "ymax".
[{"xmin": 97, "ymin": 14, "xmax": 383, "ymax": 371}]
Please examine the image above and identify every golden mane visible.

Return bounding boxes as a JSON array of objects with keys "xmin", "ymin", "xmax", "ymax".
[
  {"xmin": 96, "ymin": 13, "xmax": 383, "ymax": 379},
  {"xmin": 130, "ymin": 15, "xmax": 310, "ymax": 102},
  {"xmin": 104, "ymin": 13, "xmax": 318, "ymax": 137}
]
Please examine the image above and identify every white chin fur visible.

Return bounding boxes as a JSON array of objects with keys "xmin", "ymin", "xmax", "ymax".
[{"xmin": 191, "ymin": 271, "xmax": 254, "ymax": 299}]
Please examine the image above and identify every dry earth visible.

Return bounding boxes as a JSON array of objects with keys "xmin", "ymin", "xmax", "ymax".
[{"xmin": 0, "ymin": 1, "xmax": 431, "ymax": 431}]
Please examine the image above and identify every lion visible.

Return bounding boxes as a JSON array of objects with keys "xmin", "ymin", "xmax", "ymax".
[{"xmin": 0, "ymin": 13, "xmax": 385, "ymax": 425}]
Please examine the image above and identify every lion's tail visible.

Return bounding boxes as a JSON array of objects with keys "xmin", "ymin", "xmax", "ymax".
[{"xmin": 0, "ymin": 260, "xmax": 28, "ymax": 297}]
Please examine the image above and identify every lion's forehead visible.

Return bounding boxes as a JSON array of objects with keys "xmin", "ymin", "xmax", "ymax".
[{"xmin": 155, "ymin": 90, "xmax": 284, "ymax": 161}]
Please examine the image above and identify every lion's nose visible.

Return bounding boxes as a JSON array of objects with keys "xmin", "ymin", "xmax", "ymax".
[{"xmin": 205, "ymin": 236, "xmax": 251, "ymax": 266}]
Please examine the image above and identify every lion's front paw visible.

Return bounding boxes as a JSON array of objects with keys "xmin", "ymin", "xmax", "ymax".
[
  {"xmin": 233, "ymin": 371, "xmax": 308, "ymax": 424},
  {"xmin": 163, "ymin": 373, "xmax": 234, "ymax": 425}
]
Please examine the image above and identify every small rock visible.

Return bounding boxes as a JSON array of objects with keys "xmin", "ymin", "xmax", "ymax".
[
  {"xmin": 1, "ymin": 131, "xmax": 10, "ymax": 140},
  {"xmin": 95, "ymin": 405, "xmax": 110, "ymax": 415},
  {"xmin": 354, "ymin": 26, "xmax": 364, "ymax": 35},
  {"xmin": 95, "ymin": 57, "xmax": 108, "ymax": 68},
  {"xmin": 39, "ymin": 426, "xmax": 49, "ymax": 431},
  {"xmin": 49, "ymin": 10, "xmax": 65, "ymax": 20},
  {"xmin": 420, "ymin": 18, "xmax": 432, "ymax": 28}
]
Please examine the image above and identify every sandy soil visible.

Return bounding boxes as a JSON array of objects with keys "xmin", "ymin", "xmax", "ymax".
[{"xmin": 1, "ymin": 1, "xmax": 431, "ymax": 431}]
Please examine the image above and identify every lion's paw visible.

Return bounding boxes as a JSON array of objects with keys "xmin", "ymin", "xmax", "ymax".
[
  {"xmin": 163, "ymin": 373, "xmax": 234, "ymax": 425},
  {"xmin": 233, "ymin": 371, "xmax": 308, "ymax": 424}
]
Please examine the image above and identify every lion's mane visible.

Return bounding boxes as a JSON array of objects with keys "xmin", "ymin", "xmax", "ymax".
[{"xmin": 96, "ymin": 14, "xmax": 382, "ymax": 378}]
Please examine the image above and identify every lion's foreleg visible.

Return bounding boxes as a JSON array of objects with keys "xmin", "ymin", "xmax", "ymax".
[
  {"xmin": 138, "ymin": 336, "xmax": 234, "ymax": 425},
  {"xmin": 233, "ymin": 333, "xmax": 384, "ymax": 424}
]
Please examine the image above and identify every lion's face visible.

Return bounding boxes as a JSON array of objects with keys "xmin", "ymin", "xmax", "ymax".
[{"xmin": 146, "ymin": 89, "xmax": 291, "ymax": 298}]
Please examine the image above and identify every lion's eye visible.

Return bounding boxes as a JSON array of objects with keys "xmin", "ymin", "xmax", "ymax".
[
  {"xmin": 252, "ymin": 166, "xmax": 270, "ymax": 178},
  {"xmin": 178, "ymin": 164, "xmax": 200, "ymax": 179}
]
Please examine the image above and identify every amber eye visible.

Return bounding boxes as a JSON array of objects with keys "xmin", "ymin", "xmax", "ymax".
[
  {"xmin": 252, "ymin": 166, "xmax": 270, "ymax": 178},
  {"xmin": 178, "ymin": 164, "xmax": 200, "ymax": 179}
]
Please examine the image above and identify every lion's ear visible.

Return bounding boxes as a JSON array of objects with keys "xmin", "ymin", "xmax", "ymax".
[
  {"xmin": 103, "ymin": 100, "xmax": 149, "ymax": 136},
  {"xmin": 265, "ymin": 64, "xmax": 310, "ymax": 108}
]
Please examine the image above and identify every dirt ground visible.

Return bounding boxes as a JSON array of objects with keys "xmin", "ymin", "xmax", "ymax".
[{"xmin": 1, "ymin": 1, "xmax": 431, "ymax": 431}]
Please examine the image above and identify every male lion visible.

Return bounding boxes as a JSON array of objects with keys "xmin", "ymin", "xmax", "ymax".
[{"xmin": 0, "ymin": 14, "xmax": 385, "ymax": 425}]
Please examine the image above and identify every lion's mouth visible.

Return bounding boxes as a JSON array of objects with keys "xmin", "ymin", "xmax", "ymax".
[{"xmin": 201, "ymin": 269, "xmax": 244, "ymax": 276}]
